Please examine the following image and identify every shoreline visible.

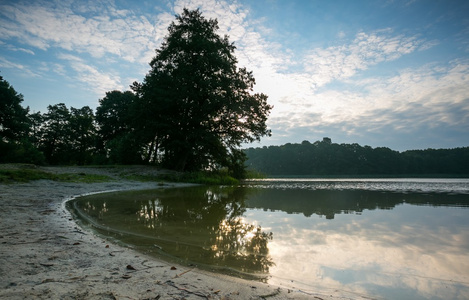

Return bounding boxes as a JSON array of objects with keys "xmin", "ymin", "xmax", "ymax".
[{"xmin": 0, "ymin": 166, "xmax": 344, "ymax": 299}]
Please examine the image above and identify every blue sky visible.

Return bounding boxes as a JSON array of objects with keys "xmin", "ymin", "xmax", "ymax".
[{"xmin": 1, "ymin": 0, "xmax": 468, "ymax": 151}]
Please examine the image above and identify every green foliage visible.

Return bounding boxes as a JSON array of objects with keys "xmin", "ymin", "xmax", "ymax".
[
  {"xmin": 244, "ymin": 169, "xmax": 267, "ymax": 179},
  {"xmin": 35, "ymin": 103, "xmax": 97, "ymax": 165},
  {"xmin": 134, "ymin": 9, "xmax": 272, "ymax": 173},
  {"xmin": 38, "ymin": 103, "xmax": 71, "ymax": 164},
  {"xmin": 159, "ymin": 170, "xmax": 239, "ymax": 185},
  {"xmin": 120, "ymin": 173, "xmax": 164, "ymax": 182},
  {"xmin": 245, "ymin": 140, "xmax": 469, "ymax": 176},
  {"xmin": 0, "ymin": 138, "xmax": 45, "ymax": 165},
  {"xmin": 0, "ymin": 75, "xmax": 37, "ymax": 164},
  {"xmin": 0, "ymin": 75, "xmax": 30, "ymax": 142},
  {"xmin": 95, "ymin": 91, "xmax": 144, "ymax": 164},
  {"xmin": 69, "ymin": 106, "xmax": 96, "ymax": 165},
  {"xmin": 106, "ymin": 133, "xmax": 144, "ymax": 165}
]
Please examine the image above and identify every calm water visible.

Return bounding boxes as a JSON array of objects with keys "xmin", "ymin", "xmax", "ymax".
[{"xmin": 69, "ymin": 178, "xmax": 469, "ymax": 299}]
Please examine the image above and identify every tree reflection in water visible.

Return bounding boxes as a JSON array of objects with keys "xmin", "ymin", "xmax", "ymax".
[{"xmin": 75, "ymin": 186, "xmax": 273, "ymax": 275}]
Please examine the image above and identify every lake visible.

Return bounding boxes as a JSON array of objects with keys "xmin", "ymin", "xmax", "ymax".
[{"xmin": 69, "ymin": 178, "xmax": 469, "ymax": 299}]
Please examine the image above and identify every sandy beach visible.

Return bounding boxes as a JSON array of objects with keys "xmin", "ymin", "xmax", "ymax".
[{"xmin": 0, "ymin": 166, "xmax": 347, "ymax": 300}]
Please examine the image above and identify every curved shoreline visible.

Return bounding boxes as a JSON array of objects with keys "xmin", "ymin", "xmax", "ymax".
[{"xmin": 0, "ymin": 166, "xmax": 342, "ymax": 299}]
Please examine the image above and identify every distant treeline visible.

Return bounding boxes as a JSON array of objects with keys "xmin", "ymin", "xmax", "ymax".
[{"xmin": 244, "ymin": 139, "xmax": 469, "ymax": 176}]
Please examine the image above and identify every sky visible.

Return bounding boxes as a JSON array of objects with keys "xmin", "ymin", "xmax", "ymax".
[{"xmin": 1, "ymin": 0, "xmax": 468, "ymax": 152}]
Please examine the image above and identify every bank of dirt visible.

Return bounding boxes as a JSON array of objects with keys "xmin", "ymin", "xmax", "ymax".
[{"xmin": 0, "ymin": 166, "xmax": 345, "ymax": 299}]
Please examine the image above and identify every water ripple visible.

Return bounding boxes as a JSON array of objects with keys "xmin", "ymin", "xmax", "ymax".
[{"xmin": 245, "ymin": 178, "xmax": 469, "ymax": 194}]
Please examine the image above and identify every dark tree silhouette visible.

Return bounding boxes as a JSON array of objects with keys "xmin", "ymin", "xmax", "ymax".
[
  {"xmin": 134, "ymin": 9, "xmax": 272, "ymax": 175},
  {"xmin": 0, "ymin": 75, "xmax": 43, "ymax": 164},
  {"xmin": 95, "ymin": 90, "xmax": 143, "ymax": 164},
  {"xmin": 245, "ymin": 140, "xmax": 469, "ymax": 176},
  {"xmin": 0, "ymin": 75, "xmax": 29, "ymax": 142},
  {"xmin": 35, "ymin": 103, "xmax": 96, "ymax": 165}
]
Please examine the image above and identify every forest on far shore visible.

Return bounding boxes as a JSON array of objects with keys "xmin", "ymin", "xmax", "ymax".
[{"xmin": 244, "ymin": 138, "xmax": 469, "ymax": 177}]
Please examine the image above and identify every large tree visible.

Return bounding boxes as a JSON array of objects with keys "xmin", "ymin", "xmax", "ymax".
[
  {"xmin": 37, "ymin": 103, "xmax": 72, "ymax": 164},
  {"xmin": 69, "ymin": 106, "xmax": 96, "ymax": 165},
  {"xmin": 0, "ymin": 75, "xmax": 43, "ymax": 164},
  {"xmin": 0, "ymin": 75, "xmax": 29, "ymax": 143},
  {"xmin": 37, "ymin": 103, "xmax": 96, "ymax": 165},
  {"xmin": 135, "ymin": 9, "xmax": 272, "ymax": 175},
  {"xmin": 95, "ymin": 90, "xmax": 143, "ymax": 164}
]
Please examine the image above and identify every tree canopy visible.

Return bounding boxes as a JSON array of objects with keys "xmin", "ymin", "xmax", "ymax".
[
  {"xmin": 0, "ymin": 75, "xmax": 29, "ymax": 143},
  {"xmin": 134, "ymin": 9, "xmax": 272, "ymax": 174},
  {"xmin": 0, "ymin": 75, "xmax": 43, "ymax": 164},
  {"xmin": 95, "ymin": 90, "xmax": 143, "ymax": 164}
]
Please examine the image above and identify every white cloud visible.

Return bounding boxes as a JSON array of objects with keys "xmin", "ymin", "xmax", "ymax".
[
  {"xmin": 1, "ymin": 42, "xmax": 36, "ymax": 55},
  {"xmin": 0, "ymin": 56, "xmax": 40, "ymax": 78},
  {"xmin": 57, "ymin": 53, "xmax": 82, "ymax": 62},
  {"xmin": 0, "ymin": 0, "xmax": 170, "ymax": 64},
  {"xmin": 262, "ymin": 58, "xmax": 469, "ymax": 149},
  {"xmin": 58, "ymin": 53, "xmax": 123, "ymax": 96},
  {"xmin": 303, "ymin": 29, "xmax": 427, "ymax": 88},
  {"xmin": 241, "ymin": 26, "xmax": 452, "ymax": 146}
]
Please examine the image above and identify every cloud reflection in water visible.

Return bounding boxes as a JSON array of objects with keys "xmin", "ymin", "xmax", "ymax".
[{"xmin": 244, "ymin": 181, "xmax": 469, "ymax": 299}]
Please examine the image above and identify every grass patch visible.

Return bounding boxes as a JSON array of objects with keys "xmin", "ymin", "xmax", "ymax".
[
  {"xmin": 120, "ymin": 171, "xmax": 238, "ymax": 185},
  {"xmin": 159, "ymin": 171, "xmax": 239, "ymax": 185},
  {"xmin": 55, "ymin": 173, "xmax": 111, "ymax": 183},
  {"xmin": 0, "ymin": 169, "xmax": 56, "ymax": 183},
  {"xmin": 244, "ymin": 169, "xmax": 267, "ymax": 179},
  {"xmin": 0, "ymin": 168, "xmax": 111, "ymax": 183},
  {"xmin": 120, "ymin": 174, "xmax": 164, "ymax": 182}
]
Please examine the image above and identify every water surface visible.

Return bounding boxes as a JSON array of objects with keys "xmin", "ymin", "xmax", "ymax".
[{"xmin": 69, "ymin": 178, "xmax": 469, "ymax": 299}]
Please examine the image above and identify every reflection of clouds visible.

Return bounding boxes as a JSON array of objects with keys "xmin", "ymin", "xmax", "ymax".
[{"xmin": 246, "ymin": 205, "xmax": 469, "ymax": 299}]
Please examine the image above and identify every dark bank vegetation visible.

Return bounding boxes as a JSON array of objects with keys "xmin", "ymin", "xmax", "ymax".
[
  {"xmin": 0, "ymin": 9, "xmax": 271, "ymax": 182},
  {"xmin": 245, "ymin": 139, "xmax": 469, "ymax": 177}
]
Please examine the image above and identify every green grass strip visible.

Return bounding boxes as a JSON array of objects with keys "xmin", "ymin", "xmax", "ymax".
[{"xmin": 0, "ymin": 169, "xmax": 111, "ymax": 184}]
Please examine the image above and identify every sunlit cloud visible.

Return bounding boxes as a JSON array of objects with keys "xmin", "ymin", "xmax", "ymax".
[
  {"xmin": 0, "ymin": 41, "xmax": 35, "ymax": 55},
  {"xmin": 0, "ymin": 56, "xmax": 40, "ymax": 78},
  {"xmin": 262, "ymin": 56, "xmax": 469, "ymax": 149},
  {"xmin": 58, "ymin": 53, "xmax": 123, "ymax": 96},
  {"xmin": 303, "ymin": 29, "xmax": 430, "ymax": 88},
  {"xmin": 356, "ymin": 60, "xmax": 469, "ymax": 126},
  {"xmin": 0, "ymin": 0, "xmax": 168, "ymax": 64}
]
